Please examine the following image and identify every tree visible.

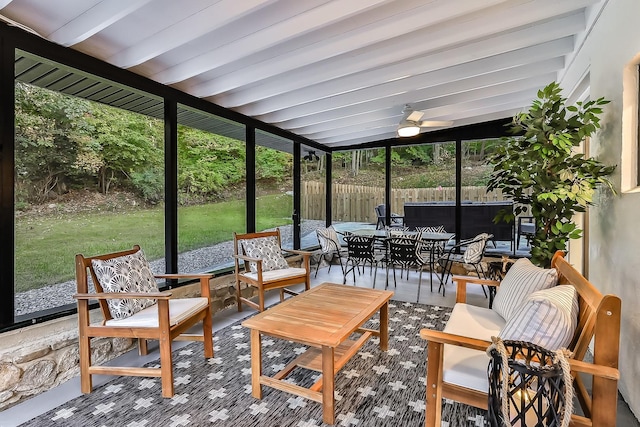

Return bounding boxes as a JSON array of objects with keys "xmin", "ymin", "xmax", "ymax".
[
  {"xmin": 15, "ymin": 82, "xmax": 93, "ymax": 202},
  {"xmin": 486, "ymin": 82, "xmax": 616, "ymax": 267},
  {"xmin": 87, "ymin": 105, "xmax": 164, "ymax": 196}
]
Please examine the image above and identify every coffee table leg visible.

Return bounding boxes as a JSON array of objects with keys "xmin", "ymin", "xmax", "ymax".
[
  {"xmin": 322, "ymin": 345, "xmax": 335, "ymax": 424},
  {"xmin": 379, "ymin": 301, "xmax": 389, "ymax": 351},
  {"xmin": 250, "ymin": 329, "xmax": 263, "ymax": 399}
]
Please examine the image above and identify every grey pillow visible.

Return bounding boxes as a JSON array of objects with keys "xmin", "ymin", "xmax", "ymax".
[
  {"xmin": 241, "ymin": 236, "xmax": 289, "ymax": 273},
  {"xmin": 492, "ymin": 257, "xmax": 558, "ymax": 321},
  {"xmin": 92, "ymin": 249, "xmax": 158, "ymax": 320}
]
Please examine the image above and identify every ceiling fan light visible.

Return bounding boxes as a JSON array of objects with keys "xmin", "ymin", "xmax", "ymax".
[{"xmin": 397, "ymin": 121, "xmax": 421, "ymax": 137}]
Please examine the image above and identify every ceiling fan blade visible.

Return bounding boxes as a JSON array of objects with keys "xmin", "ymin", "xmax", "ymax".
[
  {"xmin": 406, "ymin": 110, "xmax": 424, "ymax": 122},
  {"xmin": 419, "ymin": 120, "xmax": 454, "ymax": 127}
]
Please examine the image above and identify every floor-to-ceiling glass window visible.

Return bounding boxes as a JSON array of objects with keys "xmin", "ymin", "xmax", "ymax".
[
  {"xmin": 332, "ymin": 148, "xmax": 384, "ymax": 228},
  {"xmin": 14, "ymin": 50, "xmax": 164, "ymax": 318},
  {"xmin": 176, "ymin": 105, "xmax": 246, "ymax": 272},
  {"xmin": 300, "ymin": 145, "xmax": 326, "ymax": 249},
  {"xmin": 391, "ymin": 142, "xmax": 456, "ymax": 233},
  {"xmin": 255, "ymin": 130, "xmax": 293, "ymax": 248},
  {"xmin": 461, "ymin": 138, "xmax": 516, "ymax": 252}
]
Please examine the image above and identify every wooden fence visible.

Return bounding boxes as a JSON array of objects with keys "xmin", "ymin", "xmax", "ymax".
[{"xmin": 301, "ymin": 181, "xmax": 507, "ymax": 223}]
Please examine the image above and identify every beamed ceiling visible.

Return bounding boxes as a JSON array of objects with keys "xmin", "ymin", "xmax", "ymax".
[{"xmin": 0, "ymin": 0, "xmax": 602, "ymax": 150}]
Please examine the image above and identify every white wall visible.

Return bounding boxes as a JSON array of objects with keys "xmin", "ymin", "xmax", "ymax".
[{"xmin": 561, "ymin": 0, "xmax": 640, "ymax": 419}]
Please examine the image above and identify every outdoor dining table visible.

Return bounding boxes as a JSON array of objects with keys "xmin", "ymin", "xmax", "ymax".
[{"xmin": 349, "ymin": 229, "xmax": 454, "ymax": 291}]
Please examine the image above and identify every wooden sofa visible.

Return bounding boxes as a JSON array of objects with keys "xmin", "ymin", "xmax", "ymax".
[{"xmin": 420, "ymin": 251, "xmax": 621, "ymax": 427}]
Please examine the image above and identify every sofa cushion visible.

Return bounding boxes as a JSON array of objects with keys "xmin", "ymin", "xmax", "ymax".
[
  {"xmin": 444, "ymin": 303, "xmax": 506, "ymax": 339},
  {"xmin": 499, "ymin": 285, "xmax": 579, "ymax": 350},
  {"xmin": 441, "ymin": 303, "xmax": 506, "ymax": 392},
  {"xmin": 443, "ymin": 345, "xmax": 492, "ymax": 392},
  {"xmin": 92, "ymin": 249, "xmax": 159, "ymax": 320},
  {"xmin": 241, "ymin": 236, "xmax": 289, "ymax": 273},
  {"xmin": 492, "ymin": 257, "xmax": 558, "ymax": 321}
]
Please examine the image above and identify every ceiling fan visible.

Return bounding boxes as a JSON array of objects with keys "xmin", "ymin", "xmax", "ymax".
[{"xmin": 397, "ymin": 105, "xmax": 454, "ymax": 137}]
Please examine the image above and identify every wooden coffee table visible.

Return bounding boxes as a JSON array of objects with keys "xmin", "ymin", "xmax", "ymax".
[{"xmin": 241, "ymin": 283, "xmax": 393, "ymax": 424}]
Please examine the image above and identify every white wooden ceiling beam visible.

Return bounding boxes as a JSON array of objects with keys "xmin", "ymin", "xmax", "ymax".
[
  {"xmin": 152, "ymin": 0, "xmax": 393, "ymax": 85},
  {"xmin": 259, "ymin": 58, "xmax": 562, "ymax": 123},
  {"xmin": 296, "ymin": 86, "xmax": 540, "ymax": 140},
  {"xmin": 327, "ymin": 109, "xmax": 523, "ymax": 148},
  {"xmin": 0, "ymin": 0, "xmax": 15, "ymax": 9},
  {"xmin": 281, "ymin": 73, "xmax": 555, "ymax": 131},
  {"xmin": 213, "ymin": 12, "xmax": 583, "ymax": 110},
  {"xmin": 187, "ymin": 0, "xmax": 509, "ymax": 97},
  {"xmin": 294, "ymin": 82, "xmax": 545, "ymax": 135},
  {"xmin": 241, "ymin": 37, "xmax": 574, "ymax": 117},
  {"xmin": 108, "ymin": 0, "xmax": 277, "ymax": 68},
  {"xmin": 48, "ymin": 0, "xmax": 153, "ymax": 46},
  {"xmin": 193, "ymin": 0, "xmax": 592, "ymax": 98},
  {"xmin": 317, "ymin": 99, "xmax": 529, "ymax": 145}
]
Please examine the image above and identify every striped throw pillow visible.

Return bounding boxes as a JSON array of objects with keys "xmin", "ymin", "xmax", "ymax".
[
  {"xmin": 492, "ymin": 257, "xmax": 558, "ymax": 321},
  {"xmin": 498, "ymin": 285, "xmax": 579, "ymax": 350}
]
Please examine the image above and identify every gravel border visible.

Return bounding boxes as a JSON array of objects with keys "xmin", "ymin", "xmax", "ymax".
[{"xmin": 15, "ymin": 221, "xmax": 325, "ymax": 317}]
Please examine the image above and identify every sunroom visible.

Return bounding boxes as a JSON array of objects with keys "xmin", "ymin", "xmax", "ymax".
[{"xmin": 0, "ymin": 1, "xmax": 639, "ymax": 425}]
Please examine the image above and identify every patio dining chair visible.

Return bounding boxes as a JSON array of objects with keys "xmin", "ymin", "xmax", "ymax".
[
  {"xmin": 437, "ymin": 232, "xmax": 493, "ymax": 296},
  {"xmin": 375, "ymin": 204, "xmax": 405, "ymax": 230},
  {"xmin": 385, "ymin": 236, "xmax": 430, "ymax": 301},
  {"xmin": 415, "ymin": 225, "xmax": 451, "ymax": 257},
  {"xmin": 315, "ymin": 225, "xmax": 347, "ymax": 277},
  {"xmin": 343, "ymin": 234, "xmax": 384, "ymax": 286}
]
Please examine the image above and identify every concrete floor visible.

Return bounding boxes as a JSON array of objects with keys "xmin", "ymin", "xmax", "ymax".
[{"xmin": 1, "ymin": 262, "xmax": 637, "ymax": 426}]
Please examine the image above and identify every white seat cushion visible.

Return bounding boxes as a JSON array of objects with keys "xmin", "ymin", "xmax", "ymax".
[
  {"xmin": 442, "ymin": 303, "xmax": 506, "ymax": 392},
  {"xmin": 443, "ymin": 303, "xmax": 506, "ymax": 338},
  {"xmin": 242, "ymin": 267, "xmax": 307, "ymax": 282},
  {"xmin": 443, "ymin": 345, "xmax": 492, "ymax": 393},
  {"xmin": 104, "ymin": 297, "xmax": 208, "ymax": 328}
]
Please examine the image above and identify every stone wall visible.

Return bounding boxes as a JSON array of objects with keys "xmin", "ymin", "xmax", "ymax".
[{"xmin": 0, "ymin": 253, "xmax": 303, "ymax": 410}]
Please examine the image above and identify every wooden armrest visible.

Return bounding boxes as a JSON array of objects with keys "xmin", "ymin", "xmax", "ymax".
[
  {"xmin": 155, "ymin": 273, "xmax": 213, "ymax": 298},
  {"xmin": 569, "ymin": 359, "xmax": 620, "ymax": 380},
  {"xmin": 452, "ymin": 275, "xmax": 500, "ymax": 287},
  {"xmin": 452, "ymin": 275, "xmax": 500, "ymax": 303},
  {"xmin": 233, "ymin": 254, "xmax": 262, "ymax": 263},
  {"xmin": 282, "ymin": 249, "xmax": 312, "ymax": 257},
  {"xmin": 155, "ymin": 273, "xmax": 213, "ymax": 280},
  {"xmin": 74, "ymin": 291, "xmax": 173, "ymax": 300},
  {"xmin": 419, "ymin": 329, "xmax": 492, "ymax": 351}
]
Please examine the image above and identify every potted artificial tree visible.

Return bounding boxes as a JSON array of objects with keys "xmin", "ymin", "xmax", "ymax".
[{"xmin": 487, "ymin": 82, "xmax": 616, "ymax": 267}]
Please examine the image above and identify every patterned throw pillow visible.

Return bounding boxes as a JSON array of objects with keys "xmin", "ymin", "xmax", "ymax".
[
  {"xmin": 317, "ymin": 226, "xmax": 342, "ymax": 253},
  {"xmin": 462, "ymin": 233, "xmax": 491, "ymax": 263},
  {"xmin": 241, "ymin": 236, "xmax": 289, "ymax": 273},
  {"xmin": 492, "ymin": 257, "xmax": 558, "ymax": 321},
  {"xmin": 92, "ymin": 249, "xmax": 159, "ymax": 320},
  {"xmin": 499, "ymin": 285, "xmax": 579, "ymax": 350}
]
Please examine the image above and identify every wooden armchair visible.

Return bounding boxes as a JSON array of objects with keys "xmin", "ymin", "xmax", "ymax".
[
  {"xmin": 233, "ymin": 228, "xmax": 311, "ymax": 312},
  {"xmin": 74, "ymin": 245, "xmax": 214, "ymax": 398},
  {"xmin": 420, "ymin": 252, "xmax": 621, "ymax": 427}
]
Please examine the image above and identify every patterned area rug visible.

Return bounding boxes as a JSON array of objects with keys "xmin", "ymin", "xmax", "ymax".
[{"xmin": 21, "ymin": 302, "xmax": 488, "ymax": 426}]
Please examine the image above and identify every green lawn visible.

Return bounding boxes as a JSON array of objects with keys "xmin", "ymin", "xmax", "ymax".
[{"xmin": 15, "ymin": 194, "xmax": 292, "ymax": 293}]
